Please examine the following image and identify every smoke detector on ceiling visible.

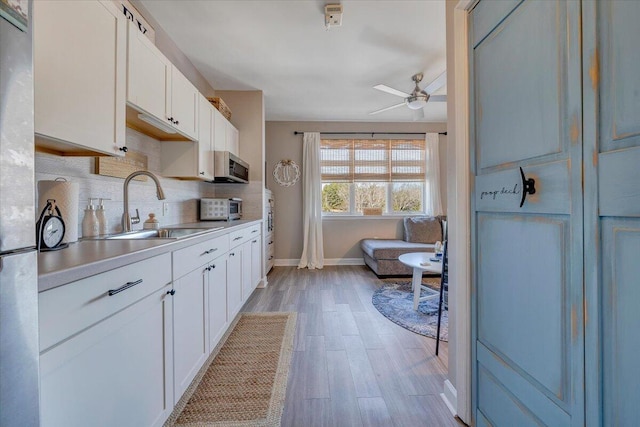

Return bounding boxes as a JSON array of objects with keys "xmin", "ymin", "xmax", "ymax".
[{"xmin": 325, "ymin": 4, "xmax": 343, "ymax": 29}]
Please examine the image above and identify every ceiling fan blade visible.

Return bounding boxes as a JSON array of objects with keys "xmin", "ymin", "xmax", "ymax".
[
  {"xmin": 428, "ymin": 95, "xmax": 447, "ymax": 102},
  {"xmin": 423, "ymin": 71, "xmax": 447, "ymax": 95},
  {"xmin": 369, "ymin": 102, "xmax": 406, "ymax": 115},
  {"xmin": 373, "ymin": 84, "xmax": 411, "ymax": 98},
  {"xmin": 412, "ymin": 108, "xmax": 425, "ymax": 121}
]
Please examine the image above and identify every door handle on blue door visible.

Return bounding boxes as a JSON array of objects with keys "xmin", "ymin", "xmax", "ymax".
[{"xmin": 519, "ymin": 167, "xmax": 536, "ymax": 208}]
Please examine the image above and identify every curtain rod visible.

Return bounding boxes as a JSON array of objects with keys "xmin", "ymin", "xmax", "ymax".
[{"xmin": 293, "ymin": 131, "xmax": 447, "ymax": 136}]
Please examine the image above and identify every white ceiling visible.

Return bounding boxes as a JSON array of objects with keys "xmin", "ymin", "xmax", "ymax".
[{"xmin": 139, "ymin": 0, "xmax": 447, "ymax": 123}]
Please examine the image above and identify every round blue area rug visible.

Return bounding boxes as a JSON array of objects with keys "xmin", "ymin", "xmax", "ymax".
[{"xmin": 372, "ymin": 282, "xmax": 448, "ymax": 341}]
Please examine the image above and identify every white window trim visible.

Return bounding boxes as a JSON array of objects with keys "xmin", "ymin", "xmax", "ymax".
[{"xmin": 321, "ymin": 181, "xmax": 428, "ymax": 216}]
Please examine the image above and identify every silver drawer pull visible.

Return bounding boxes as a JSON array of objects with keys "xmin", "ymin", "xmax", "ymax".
[
  {"xmin": 233, "ymin": 236, "xmax": 243, "ymax": 241},
  {"xmin": 268, "ymin": 241, "xmax": 273, "ymax": 245},
  {"xmin": 251, "ymin": 229, "xmax": 258, "ymax": 233},
  {"xmin": 202, "ymin": 248, "xmax": 218, "ymax": 255},
  {"xmin": 252, "ymin": 240, "xmax": 257, "ymax": 243},
  {"xmin": 108, "ymin": 279, "xmax": 143, "ymax": 296}
]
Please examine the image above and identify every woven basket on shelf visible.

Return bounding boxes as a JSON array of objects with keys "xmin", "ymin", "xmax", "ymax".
[{"xmin": 207, "ymin": 97, "xmax": 232, "ymax": 120}]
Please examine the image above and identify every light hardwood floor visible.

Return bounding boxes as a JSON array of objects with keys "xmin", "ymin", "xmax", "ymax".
[{"xmin": 242, "ymin": 265, "xmax": 464, "ymax": 427}]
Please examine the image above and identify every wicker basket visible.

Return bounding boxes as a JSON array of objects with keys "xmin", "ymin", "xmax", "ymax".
[{"xmin": 207, "ymin": 97, "xmax": 232, "ymax": 120}]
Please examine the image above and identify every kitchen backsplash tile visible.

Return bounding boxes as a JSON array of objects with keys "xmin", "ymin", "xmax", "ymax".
[{"xmin": 35, "ymin": 128, "xmax": 202, "ymax": 236}]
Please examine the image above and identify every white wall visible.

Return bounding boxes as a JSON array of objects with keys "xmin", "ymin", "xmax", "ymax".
[{"xmin": 265, "ymin": 121, "xmax": 447, "ymax": 262}]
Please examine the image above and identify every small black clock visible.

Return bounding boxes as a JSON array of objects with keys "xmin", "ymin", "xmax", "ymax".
[{"xmin": 36, "ymin": 199, "xmax": 68, "ymax": 251}]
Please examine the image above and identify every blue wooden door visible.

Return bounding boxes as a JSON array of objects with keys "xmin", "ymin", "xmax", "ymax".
[
  {"xmin": 470, "ymin": 1, "xmax": 584, "ymax": 425},
  {"xmin": 583, "ymin": 2, "xmax": 640, "ymax": 425}
]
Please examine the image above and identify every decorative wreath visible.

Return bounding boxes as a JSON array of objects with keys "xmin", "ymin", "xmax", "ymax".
[{"xmin": 273, "ymin": 159, "xmax": 300, "ymax": 187}]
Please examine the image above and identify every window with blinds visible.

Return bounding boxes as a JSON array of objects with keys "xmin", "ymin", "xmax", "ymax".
[{"xmin": 320, "ymin": 139, "xmax": 426, "ymax": 182}]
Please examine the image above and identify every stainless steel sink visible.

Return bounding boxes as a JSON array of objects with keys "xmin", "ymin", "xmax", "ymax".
[{"xmin": 95, "ymin": 227, "xmax": 224, "ymax": 240}]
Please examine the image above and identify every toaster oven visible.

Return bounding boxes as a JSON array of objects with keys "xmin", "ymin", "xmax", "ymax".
[{"xmin": 200, "ymin": 198, "xmax": 242, "ymax": 221}]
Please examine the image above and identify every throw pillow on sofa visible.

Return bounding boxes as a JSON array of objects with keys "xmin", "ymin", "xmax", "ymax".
[{"xmin": 403, "ymin": 216, "xmax": 442, "ymax": 244}]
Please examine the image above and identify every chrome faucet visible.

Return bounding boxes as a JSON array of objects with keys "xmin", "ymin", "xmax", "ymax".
[{"xmin": 122, "ymin": 171, "xmax": 166, "ymax": 232}]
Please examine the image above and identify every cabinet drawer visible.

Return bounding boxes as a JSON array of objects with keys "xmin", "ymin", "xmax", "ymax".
[
  {"xmin": 173, "ymin": 234, "xmax": 229, "ymax": 279},
  {"xmin": 229, "ymin": 224, "xmax": 261, "ymax": 248},
  {"xmin": 39, "ymin": 253, "xmax": 171, "ymax": 352}
]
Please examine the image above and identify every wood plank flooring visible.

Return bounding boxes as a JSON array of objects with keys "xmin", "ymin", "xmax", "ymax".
[{"xmin": 242, "ymin": 265, "xmax": 464, "ymax": 427}]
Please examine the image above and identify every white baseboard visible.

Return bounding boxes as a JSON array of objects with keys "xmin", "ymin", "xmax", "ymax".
[
  {"xmin": 441, "ymin": 379, "xmax": 457, "ymax": 417},
  {"xmin": 257, "ymin": 275, "xmax": 268, "ymax": 288},
  {"xmin": 274, "ymin": 259, "xmax": 299, "ymax": 267},
  {"xmin": 274, "ymin": 258, "xmax": 365, "ymax": 267}
]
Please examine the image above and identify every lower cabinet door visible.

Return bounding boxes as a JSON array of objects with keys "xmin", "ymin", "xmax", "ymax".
[
  {"xmin": 241, "ymin": 241, "xmax": 252, "ymax": 302},
  {"xmin": 227, "ymin": 249, "xmax": 243, "ymax": 320},
  {"xmin": 207, "ymin": 255, "xmax": 228, "ymax": 352},
  {"xmin": 39, "ymin": 284, "xmax": 174, "ymax": 427},
  {"xmin": 173, "ymin": 265, "xmax": 209, "ymax": 403},
  {"xmin": 251, "ymin": 236, "xmax": 262, "ymax": 290}
]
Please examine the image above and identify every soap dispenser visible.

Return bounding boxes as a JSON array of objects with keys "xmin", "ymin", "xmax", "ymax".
[
  {"xmin": 82, "ymin": 198, "xmax": 100, "ymax": 238},
  {"xmin": 96, "ymin": 198, "xmax": 110, "ymax": 235},
  {"xmin": 143, "ymin": 213, "xmax": 160, "ymax": 230}
]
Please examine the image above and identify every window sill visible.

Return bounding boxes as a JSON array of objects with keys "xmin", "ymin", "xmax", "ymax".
[{"xmin": 322, "ymin": 214, "xmax": 422, "ymax": 221}]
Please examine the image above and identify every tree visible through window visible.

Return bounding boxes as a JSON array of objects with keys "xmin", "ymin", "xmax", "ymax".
[{"xmin": 320, "ymin": 139, "xmax": 427, "ymax": 215}]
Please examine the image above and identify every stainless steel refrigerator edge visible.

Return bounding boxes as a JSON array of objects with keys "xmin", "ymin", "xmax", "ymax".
[{"xmin": 0, "ymin": 0, "xmax": 41, "ymax": 425}]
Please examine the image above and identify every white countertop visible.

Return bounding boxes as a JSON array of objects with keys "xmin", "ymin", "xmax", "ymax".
[{"xmin": 38, "ymin": 219, "xmax": 262, "ymax": 293}]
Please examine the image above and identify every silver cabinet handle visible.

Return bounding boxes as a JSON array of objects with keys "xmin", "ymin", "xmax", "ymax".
[
  {"xmin": 251, "ymin": 229, "xmax": 258, "ymax": 233},
  {"xmin": 233, "ymin": 236, "xmax": 243, "ymax": 241},
  {"xmin": 108, "ymin": 279, "xmax": 143, "ymax": 296},
  {"xmin": 201, "ymin": 248, "xmax": 218, "ymax": 256}
]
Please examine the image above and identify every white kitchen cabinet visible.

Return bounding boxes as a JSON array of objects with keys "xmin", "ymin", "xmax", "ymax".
[
  {"xmin": 169, "ymin": 67, "xmax": 199, "ymax": 140},
  {"xmin": 125, "ymin": 20, "xmax": 197, "ymax": 141},
  {"xmin": 39, "ymin": 253, "xmax": 174, "ymax": 427},
  {"xmin": 172, "ymin": 264, "xmax": 209, "ymax": 404},
  {"xmin": 212, "ymin": 107, "xmax": 239, "ymax": 155},
  {"xmin": 126, "ymin": 20, "xmax": 171, "ymax": 125},
  {"xmin": 226, "ymin": 123, "xmax": 240, "ymax": 156},
  {"xmin": 34, "ymin": 0, "xmax": 126, "ymax": 156},
  {"xmin": 213, "ymin": 108, "xmax": 227, "ymax": 152},
  {"xmin": 226, "ymin": 249, "xmax": 243, "ymax": 320},
  {"xmin": 160, "ymin": 95, "xmax": 214, "ymax": 180},
  {"xmin": 251, "ymin": 235, "xmax": 262, "ymax": 290},
  {"xmin": 198, "ymin": 96, "xmax": 215, "ymax": 179},
  {"xmin": 207, "ymin": 254, "xmax": 228, "ymax": 352},
  {"xmin": 241, "ymin": 240, "xmax": 252, "ymax": 302},
  {"xmin": 229, "ymin": 224, "xmax": 261, "ymax": 304}
]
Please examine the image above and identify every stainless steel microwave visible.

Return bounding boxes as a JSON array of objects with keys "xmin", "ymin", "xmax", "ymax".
[
  {"xmin": 213, "ymin": 151, "xmax": 249, "ymax": 183},
  {"xmin": 200, "ymin": 198, "xmax": 242, "ymax": 221}
]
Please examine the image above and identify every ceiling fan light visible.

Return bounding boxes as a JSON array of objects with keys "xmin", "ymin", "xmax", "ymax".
[{"xmin": 406, "ymin": 96, "xmax": 427, "ymax": 110}]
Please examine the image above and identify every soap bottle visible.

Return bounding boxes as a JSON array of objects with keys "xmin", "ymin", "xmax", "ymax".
[
  {"xmin": 143, "ymin": 213, "xmax": 160, "ymax": 230},
  {"xmin": 96, "ymin": 198, "xmax": 110, "ymax": 236},
  {"xmin": 82, "ymin": 198, "xmax": 100, "ymax": 238}
]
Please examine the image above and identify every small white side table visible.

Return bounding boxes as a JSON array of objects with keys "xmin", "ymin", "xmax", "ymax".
[{"xmin": 398, "ymin": 252, "xmax": 443, "ymax": 310}]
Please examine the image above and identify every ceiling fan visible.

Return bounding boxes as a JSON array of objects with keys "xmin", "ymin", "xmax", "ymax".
[{"xmin": 369, "ymin": 71, "xmax": 447, "ymax": 117}]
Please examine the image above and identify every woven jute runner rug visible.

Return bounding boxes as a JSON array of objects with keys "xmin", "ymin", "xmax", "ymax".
[{"xmin": 165, "ymin": 312, "xmax": 297, "ymax": 427}]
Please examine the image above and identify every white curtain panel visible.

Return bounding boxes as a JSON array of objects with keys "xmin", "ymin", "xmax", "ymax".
[
  {"xmin": 298, "ymin": 132, "xmax": 324, "ymax": 269},
  {"xmin": 425, "ymin": 133, "xmax": 444, "ymax": 216}
]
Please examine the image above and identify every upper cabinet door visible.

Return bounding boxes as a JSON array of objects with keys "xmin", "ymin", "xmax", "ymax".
[
  {"xmin": 169, "ymin": 68, "xmax": 198, "ymax": 140},
  {"xmin": 126, "ymin": 20, "xmax": 171, "ymax": 122},
  {"xmin": 34, "ymin": 0, "xmax": 126, "ymax": 156},
  {"xmin": 226, "ymin": 123, "xmax": 239, "ymax": 156},
  {"xmin": 198, "ymin": 95, "xmax": 214, "ymax": 180},
  {"xmin": 213, "ymin": 108, "xmax": 227, "ymax": 152}
]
